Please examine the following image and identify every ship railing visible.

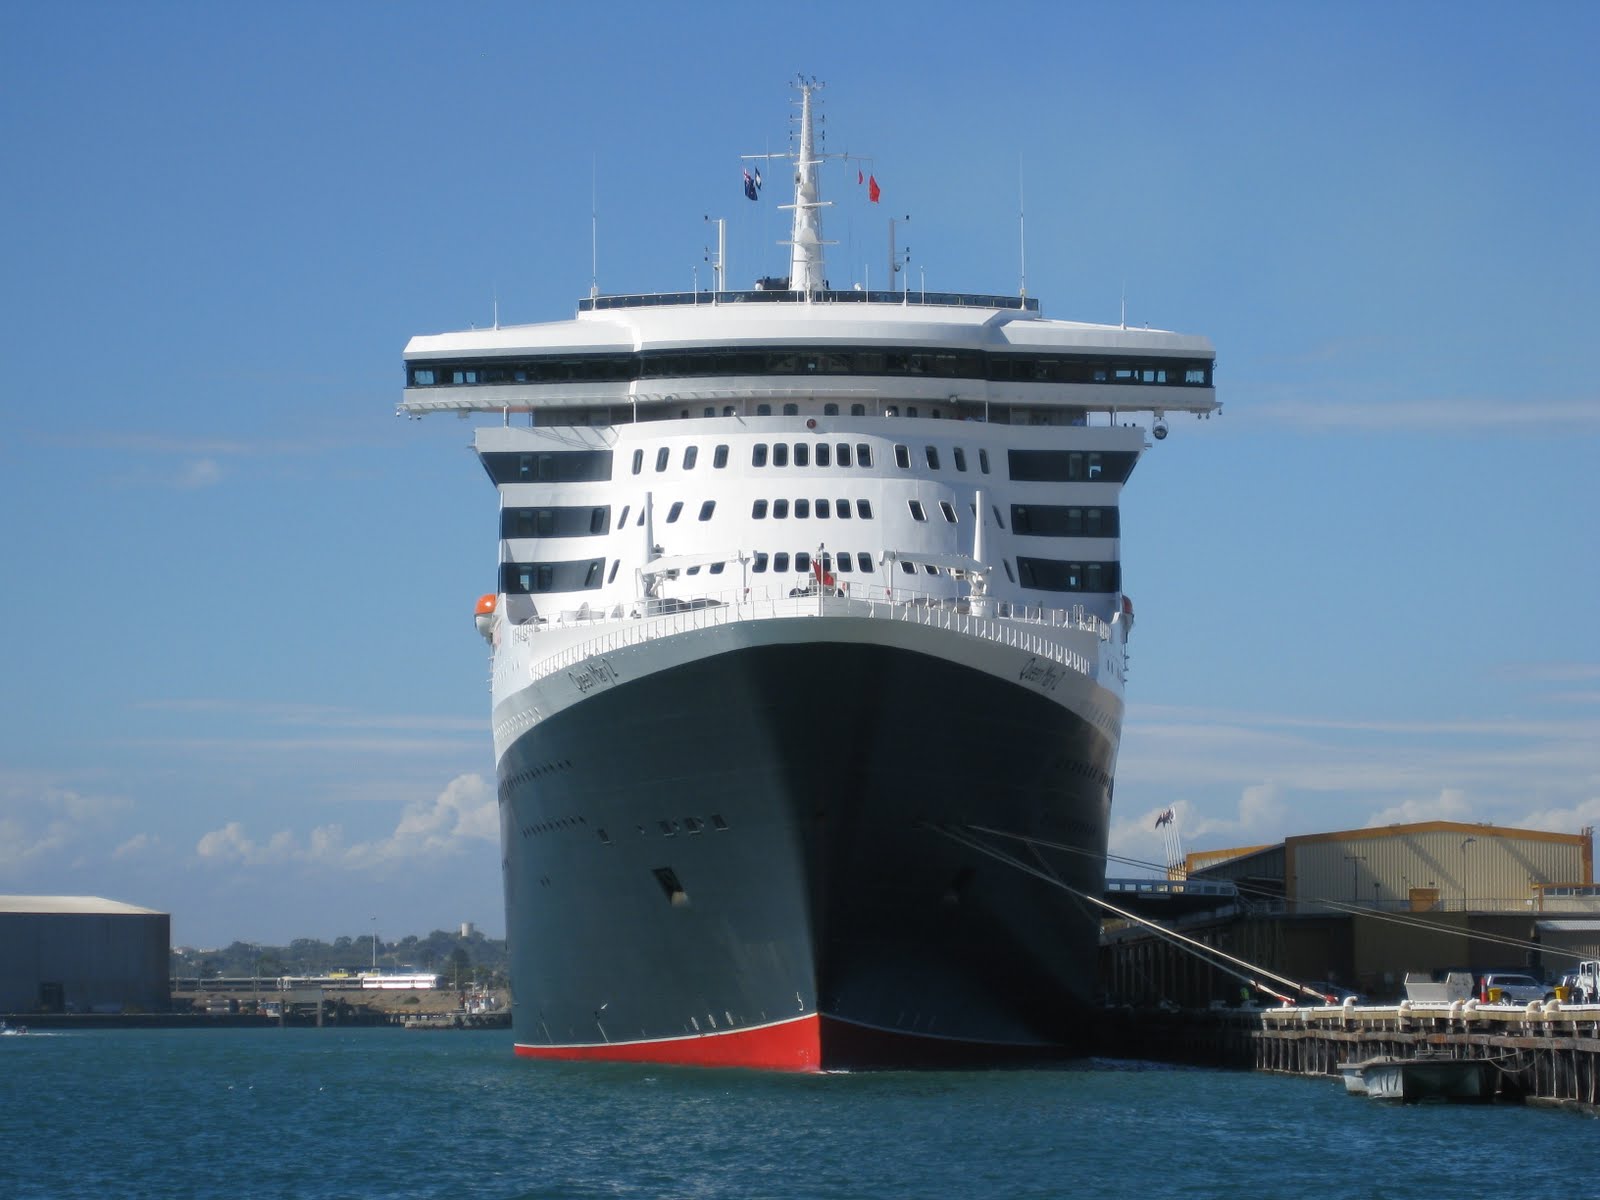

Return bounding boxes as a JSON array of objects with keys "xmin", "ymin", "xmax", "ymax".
[{"xmin": 512, "ymin": 583, "xmax": 1108, "ymax": 687}]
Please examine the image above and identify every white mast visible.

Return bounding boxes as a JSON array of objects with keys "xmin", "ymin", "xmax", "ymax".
[{"xmin": 787, "ymin": 81, "xmax": 827, "ymax": 294}]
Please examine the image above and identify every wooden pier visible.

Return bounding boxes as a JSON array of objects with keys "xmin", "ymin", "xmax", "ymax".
[{"xmin": 1257, "ymin": 1001, "xmax": 1600, "ymax": 1108}]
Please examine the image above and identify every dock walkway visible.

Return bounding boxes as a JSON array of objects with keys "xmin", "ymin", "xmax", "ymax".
[{"xmin": 1257, "ymin": 1001, "xmax": 1600, "ymax": 1108}]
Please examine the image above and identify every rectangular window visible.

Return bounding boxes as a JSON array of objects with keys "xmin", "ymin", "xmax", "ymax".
[
  {"xmin": 925, "ymin": 446, "xmax": 940, "ymax": 469},
  {"xmin": 816, "ymin": 443, "xmax": 830, "ymax": 467},
  {"xmin": 908, "ymin": 500, "xmax": 927, "ymax": 521},
  {"xmin": 815, "ymin": 498, "xmax": 829, "ymax": 519},
  {"xmin": 953, "ymin": 447, "xmax": 967, "ymax": 472},
  {"xmin": 773, "ymin": 552, "xmax": 790, "ymax": 572},
  {"xmin": 590, "ymin": 507, "xmax": 608, "ymax": 535},
  {"xmin": 713, "ymin": 444, "xmax": 729, "ymax": 468},
  {"xmin": 794, "ymin": 443, "xmax": 809, "ymax": 467},
  {"xmin": 1014, "ymin": 557, "xmax": 1121, "ymax": 592},
  {"xmin": 939, "ymin": 500, "xmax": 957, "ymax": 523},
  {"xmin": 1007, "ymin": 504, "xmax": 1120, "ymax": 537},
  {"xmin": 632, "ymin": 449, "xmax": 643, "ymax": 475},
  {"xmin": 835, "ymin": 499, "xmax": 850, "ymax": 519},
  {"xmin": 834, "ymin": 553, "xmax": 852, "ymax": 573},
  {"xmin": 894, "ymin": 444, "xmax": 910, "ymax": 469},
  {"xmin": 794, "ymin": 552, "xmax": 810, "ymax": 573},
  {"xmin": 836, "ymin": 443, "xmax": 852, "ymax": 467},
  {"xmin": 978, "ymin": 448, "xmax": 990, "ymax": 474},
  {"xmin": 698, "ymin": 500, "xmax": 716, "ymax": 521},
  {"xmin": 857, "ymin": 444, "xmax": 874, "ymax": 468},
  {"xmin": 857, "ymin": 553, "xmax": 874, "ymax": 572},
  {"xmin": 709, "ymin": 562, "xmax": 725, "ymax": 574},
  {"xmin": 773, "ymin": 443, "xmax": 789, "ymax": 468},
  {"xmin": 794, "ymin": 499, "xmax": 810, "ymax": 519},
  {"xmin": 500, "ymin": 557, "xmax": 607, "ymax": 593},
  {"xmin": 483, "ymin": 450, "xmax": 613, "ymax": 484},
  {"xmin": 683, "ymin": 446, "xmax": 698, "ymax": 470},
  {"xmin": 752, "ymin": 500, "xmax": 769, "ymax": 519},
  {"xmin": 753, "ymin": 444, "xmax": 768, "ymax": 467},
  {"xmin": 665, "ymin": 501, "xmax": 683, "ymax": 523},
  {"xmin": 773, "ymin": 499, "xmax": 790, "ymax": 519},
  {"xmin": 752, "ymin": 552, "xmax": 769, "ymax": 573},
  {"xmin": 655, "ymin": 447, "xmax": 670, "ymax": 472},
  {"xmin": 856, "ymin": 500, "xmax": 873, "ymax": 519},
  {"xmin": 1007, "ymin": 450, "xmax": 1137, "ymax": 483}
]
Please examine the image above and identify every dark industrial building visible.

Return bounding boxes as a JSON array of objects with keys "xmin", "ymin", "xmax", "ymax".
[
  {"xmin": 1101, "ymin": 821, "xmax": 1598, "ymax": 1007},
  {"xmin": 0, "ymin": 895, "xmax": 170, "ymax": 1014}
]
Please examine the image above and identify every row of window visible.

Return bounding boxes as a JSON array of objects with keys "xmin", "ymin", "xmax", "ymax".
[
  {"xmin": 1011, "ymin": 505, "xmax": 1119, "ymax": 537},
  {"xmin": 500, "ymin": 499, "xmax": 1118, "ymax": 540},
  {"xmin": 409, "ymin": 345, "xmax": 1213, "ymax": 390},
  {"xmin": 753, "ymin": 498, "xmax": 872, "ymax": 521},
  {"xmin": 484, "ymin": 446, "xmax": 1137, "ymax": 487},
  {"xmin": 750, "ymin": 442, "xmax": 876, "ymax": 469},
  {"xmin": 500, "ymin": 554, "xmax": 1121, "ymax": 593}
]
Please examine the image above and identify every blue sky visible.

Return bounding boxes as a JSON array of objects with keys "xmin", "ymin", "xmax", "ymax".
[{"xmin": 2, "ymin": 2, "xmax": 1596, "ymax": 949}]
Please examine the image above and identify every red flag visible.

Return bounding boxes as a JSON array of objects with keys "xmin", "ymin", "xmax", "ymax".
[{"xmin": 868, "ymin": 174, "xmax": 881, "ymax": 203}]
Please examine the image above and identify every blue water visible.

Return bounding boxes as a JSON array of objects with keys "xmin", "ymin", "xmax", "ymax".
[{"xmin": 0, "ymin": 1028, "xmax": 1589, "ymax": 1199}]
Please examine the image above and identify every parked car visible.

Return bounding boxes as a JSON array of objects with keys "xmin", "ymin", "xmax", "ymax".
[{"xmin": 1479, "ymin": 972, "xmax": 1547, "ymax": 1004}]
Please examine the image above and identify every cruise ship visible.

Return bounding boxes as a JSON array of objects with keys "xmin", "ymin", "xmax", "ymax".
[{"xmin": 401, "ymin": 83, "xmax": 1217, "ymax": 1070}]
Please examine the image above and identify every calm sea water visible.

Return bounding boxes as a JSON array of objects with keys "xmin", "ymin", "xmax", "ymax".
[{"xmin": 0, "ymin": 1027, "xmax": 1589, "ymax": 1199}]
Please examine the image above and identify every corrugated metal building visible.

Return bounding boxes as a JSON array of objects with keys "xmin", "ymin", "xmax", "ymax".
[
  {"xmin": 0, "ymin": 895, "xmax": 170, "ymax": 1014},
  {"xmin": 1190, "ymin": 821, "xmax": 1593, "ymax": 914},
  {"xmin": 1100, "ymin": 822, "xmax": 1597, "ymax": 1006}
]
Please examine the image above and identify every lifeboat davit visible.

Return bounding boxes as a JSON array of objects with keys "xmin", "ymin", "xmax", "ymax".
[{"xmin": 474, "ymin": 593, "xmax": 497, "ymax": 642}]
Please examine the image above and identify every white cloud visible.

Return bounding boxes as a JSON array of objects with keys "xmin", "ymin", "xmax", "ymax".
[
  {"xmin": 174, "ymin": 458, "xmax": 223, "ymax": 488},
  {"xmin": 0, "ymin": 786, "xmax": 131, "ymax": 871},
  {"xmin": 347, "ymin": 773, "xmax": 497, "ymax": 866},
  {"xmin": 112, "ymin": 833, "xmax": 159, "ymax": 859},
  {"xmin": 193, "ymin": 774, "xmax": 497, "ymax": 872},
  {"xmin": 1364, "ymin": 787, "xmax": 1475, "ymax": 827}
]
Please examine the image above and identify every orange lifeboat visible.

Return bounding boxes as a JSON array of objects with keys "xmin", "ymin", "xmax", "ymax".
[{"xmin": 474, "ymin": 593, "xmax": 497, "ymax": 642}]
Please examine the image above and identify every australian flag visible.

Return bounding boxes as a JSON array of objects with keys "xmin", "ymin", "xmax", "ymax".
[{"xmin": 743, "ymin": 166, "xmax": 762, "ymax": 201}]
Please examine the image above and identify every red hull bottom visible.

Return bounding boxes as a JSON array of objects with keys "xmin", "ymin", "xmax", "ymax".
[{"xmin": 512, "ymin": 1014, "xmax": 1074, "ymax": 1072}]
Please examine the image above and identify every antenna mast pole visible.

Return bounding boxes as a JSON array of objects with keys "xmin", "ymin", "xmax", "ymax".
[
  {"xmin": 787, "ymin": 80, "xmax": 827, "ymax": 295},
  {"xmin": 1018, "ymin": 156, "xmax": 1027, "ymax": 300}
]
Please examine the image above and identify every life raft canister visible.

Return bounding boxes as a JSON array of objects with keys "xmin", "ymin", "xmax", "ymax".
[{"xmin": 474, "ymin": 593, "xmax": 497, "ymax": 641}]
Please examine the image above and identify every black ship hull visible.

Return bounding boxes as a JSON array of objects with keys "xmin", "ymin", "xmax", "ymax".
[{"xmin": 499, "ymin": 635, "xmax": 1117, "ymax": 1070}]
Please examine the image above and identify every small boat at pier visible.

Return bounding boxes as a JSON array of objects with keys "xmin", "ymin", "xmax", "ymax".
[{"xmin": 1347, "ymin": 1050, "xmax": 1497, "ymax": 1103}]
